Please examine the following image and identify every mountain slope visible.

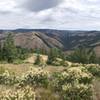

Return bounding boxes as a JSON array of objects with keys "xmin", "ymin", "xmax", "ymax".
[{"xmin": 0, "ymin": 29, "xmax": 100, "ymax": 56}]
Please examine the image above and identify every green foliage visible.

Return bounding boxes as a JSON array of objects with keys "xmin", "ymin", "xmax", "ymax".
[
  {"xmin": 2, "ymin": 33, "xmax": 17, "ymax": 63},
  {"xmin": 0, "ymin": 33, "xmax": 32, "ymax": 63},
  {"xmin": 34, "ymin": 48, "xmax": 47, "ymax": 55},
  {"xmin": 60, "ymin": 53, "xmax": 67, "ymax": 66},
  {"xmin": 0, "ymin": 66, "xmax": 6, "ymax": 74},
  {"xmin": 47, "ymin": 48, "xmax": 67, "ymax": 66},
  {"xmin": 47, "ymin": 48, "xmax": 62, "ymax": 65},
  {"xmin": 52, "ymin": 67, "xmax": 93, "ymax": 100},
  {"xmin": 67, "ymin": 46, "xmax": 97, "ymax": 64},
  {"xmin": 16, "ymin": 47, "xmax": 30, "ymax": 60},
  {"xmin": 34, "ymin": 54, "xmax": 41, "ymax": 65},
  {"xmin": 0, "ymin": 43, "xmax": 2, "ymax": 60},
  {"xmin": 86, "ymin": 64, "xmax": 100, "ymax": 77}
]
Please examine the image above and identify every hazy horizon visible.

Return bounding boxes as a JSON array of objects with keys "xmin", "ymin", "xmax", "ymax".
[{"xmin": 0, "ymin": 28, "xmax": 99, "ymax": 31}]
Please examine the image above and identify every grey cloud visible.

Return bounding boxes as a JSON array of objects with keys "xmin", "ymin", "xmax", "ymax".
[
  {"xmin": 0, "ymin": 11, "xmax": 11, "ymax": 15},
  {"xmin": 61, "ymin": 7, "xmax": 79, "ymax": 14},
  {"xmin": 19, "ymin": 0, "xmax": 64, "ymax": 12},
  {"xmin": 41, "ymin": 16, "xmax": 55, "ymax": 24},
  {"xmin": 82, "ymin": 0, "xmax": 99, "ymax": 5}
]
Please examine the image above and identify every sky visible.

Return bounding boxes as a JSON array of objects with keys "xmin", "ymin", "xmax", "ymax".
[{"xmin": 0, "ymin": 0, "xmax": 100, "ymax": 30}]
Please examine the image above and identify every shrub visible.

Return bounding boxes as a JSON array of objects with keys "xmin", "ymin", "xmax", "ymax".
[
  {"xmin": 19, "ymin": 68, "xmax": 50, "ymax": 88},
  {"xmin": 0, "ymin": 66, "xmax": 95, "ymax": 100},
  {"xmin": 62, "ymin": 83, "xmax": 92, "ymax": 100},
  {"xmin": 47, "ymin": 48, "xmax": 61, "ymax": 65},
  {"xmin": 0, "ymin": 70, "xmax": 19, "ymax": 85},
  {"xmin": 52, "ymin": 67, "xmax": 93, "ymax": 100},
  {"xmin": 0, "ymin": 86, "xmax": 35, "ymax": 100},
  {"xmin": 86, "ymin": 64, "xmax": 100, "ymax": 77},
  {"xmin": 34, "ymin": 54, "xmax": 41, "ymax": 65},
  {"xmin": 0, "ymin": 66, "xmax": 6, "ymax": 74}
]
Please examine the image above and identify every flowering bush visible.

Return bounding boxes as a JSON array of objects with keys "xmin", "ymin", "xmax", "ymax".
[
  {"xmin": 62, "ymin": 83, "xmax": 92, "ymax": 100},
  {"xmin": 67, "ymin": 67, "xmax": 93, "ymax": 84},
  {"xmin": 0, "ymin": 66, "xmax": 95, "ymax": 100},
  {"xmin": 86, "ymin": 64, "xmax": 100, "ymax": 77},
  {"xmin": 52, "ymin": 67, "xmax": 93, "ymax": 100},
  {"xmin": 0, "ymin": 70, "xmax": 19, "ymax": 85},
  {"xmin": 0, "ymin": 86, "xmax": 35, "ymax": 100},
  {"xmin": 19, "ymin": 68, "xmax": 50, "ymax": 87}
]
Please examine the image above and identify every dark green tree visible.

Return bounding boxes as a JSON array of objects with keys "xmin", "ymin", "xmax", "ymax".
[
  {"xmin": 17, "ymin": 47, "xmax": 30, "ymax": 60},
  {"xmin": 2, "ymin": 33, "xmax": 17, "ymax": 63},
  {"xmin": 34, "ymin": 54, "xmax": 41, "ymax": 65},
  {"xmin": 34, "ymin": 49, "xmax": 41, "ymax": 65},
  {"xmin": 67, "ymin": 46, "xmax": 97, "ymax": 64},
  {"xmin": 0, "ymin": 42, "xmax": 2, "ymax": 60},
  {"xmin": 60, "ymin": 53, "xmax": 66, "ymax": 66},
  {"xmin": 47, "ymin": 48, "xmax": 60, "ymax": 65}
]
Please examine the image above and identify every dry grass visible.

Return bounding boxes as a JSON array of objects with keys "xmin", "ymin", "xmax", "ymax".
[
  {"xmin": 93, "ymin": 79, "xmax": 100, "ymax": 100},
  {"xmin": 0, "ymin": 63, "xmax": 66, "ymax": 75},
  {"xmin": 24, "ymin": 54, "xmax": 48, "ymax": 64},
  {"xmin": 0, "ymin": 63, "xmax": 32, "ymax": 76}
]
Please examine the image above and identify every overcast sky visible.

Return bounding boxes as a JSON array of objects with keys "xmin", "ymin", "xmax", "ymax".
[{"xmin": 0, "ymin": 0, "xmax": 100, "ymax": 30}]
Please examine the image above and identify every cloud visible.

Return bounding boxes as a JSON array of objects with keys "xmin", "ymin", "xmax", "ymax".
[
  {"xmin": 18, "ymin": 0, "xmax": 64, "ymax": 12},
  {"xmin": 0, "ymin": 0, "xmax": 100, "ymax": 30},
  {"xmin": 0, "ymin": 0, "xmax": 15, "ymax": 14}
]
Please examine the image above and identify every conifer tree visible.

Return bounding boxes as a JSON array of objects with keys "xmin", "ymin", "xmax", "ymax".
[
  {"xmin": 34, "ymin": 49, "xmax": 41, "ymax": 65},
  {"xmin": 2, "ymin": 33, "xmax": 17, "ymax": 63},
  {"xmin": 0, "ymin": 42, "xmax": 2, "ymax": 60},
  {"xmin": 67, "ymin": 46, "xmax": 97, "ymax": 64},
  {"xmin": 47, "ymin": 48, "xmax": 59, "ymax": 65}
]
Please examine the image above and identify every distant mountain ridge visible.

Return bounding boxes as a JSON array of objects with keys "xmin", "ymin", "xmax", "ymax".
[{"xmin": 0, "ymin": 29, "xmax": 100, "ymax": 56}]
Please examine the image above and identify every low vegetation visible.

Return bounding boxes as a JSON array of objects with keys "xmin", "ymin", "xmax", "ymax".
[
  {"xmin": 0, "ymin": 64, "xmax": 97, "ymax": 100},
  {"xmin": 0, "ymin": 86, "xmax": 35, "ymax": 100}
]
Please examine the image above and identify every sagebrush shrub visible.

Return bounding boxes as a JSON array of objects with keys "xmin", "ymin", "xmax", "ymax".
[
  {"xmin": 0, "ymin": 86, "xmax": 35, "ymax": 100},
  {"xmin": 52, "ymin": 67, "xmax": 93, "ymax": 100},
  {"xmin": 0, "ymin": 66, "xmax": 94, "ymax": 100},
  {"xmin": 86, "ymin": 64, "xmax": 100, "ymax": 77},
  {"xmin": 0, "ymin": 70, "xmax": 19, "ymax": 85},
  {"xmin": 19, "ymin": 68, "xmax": 50, "ymax": 87}
]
